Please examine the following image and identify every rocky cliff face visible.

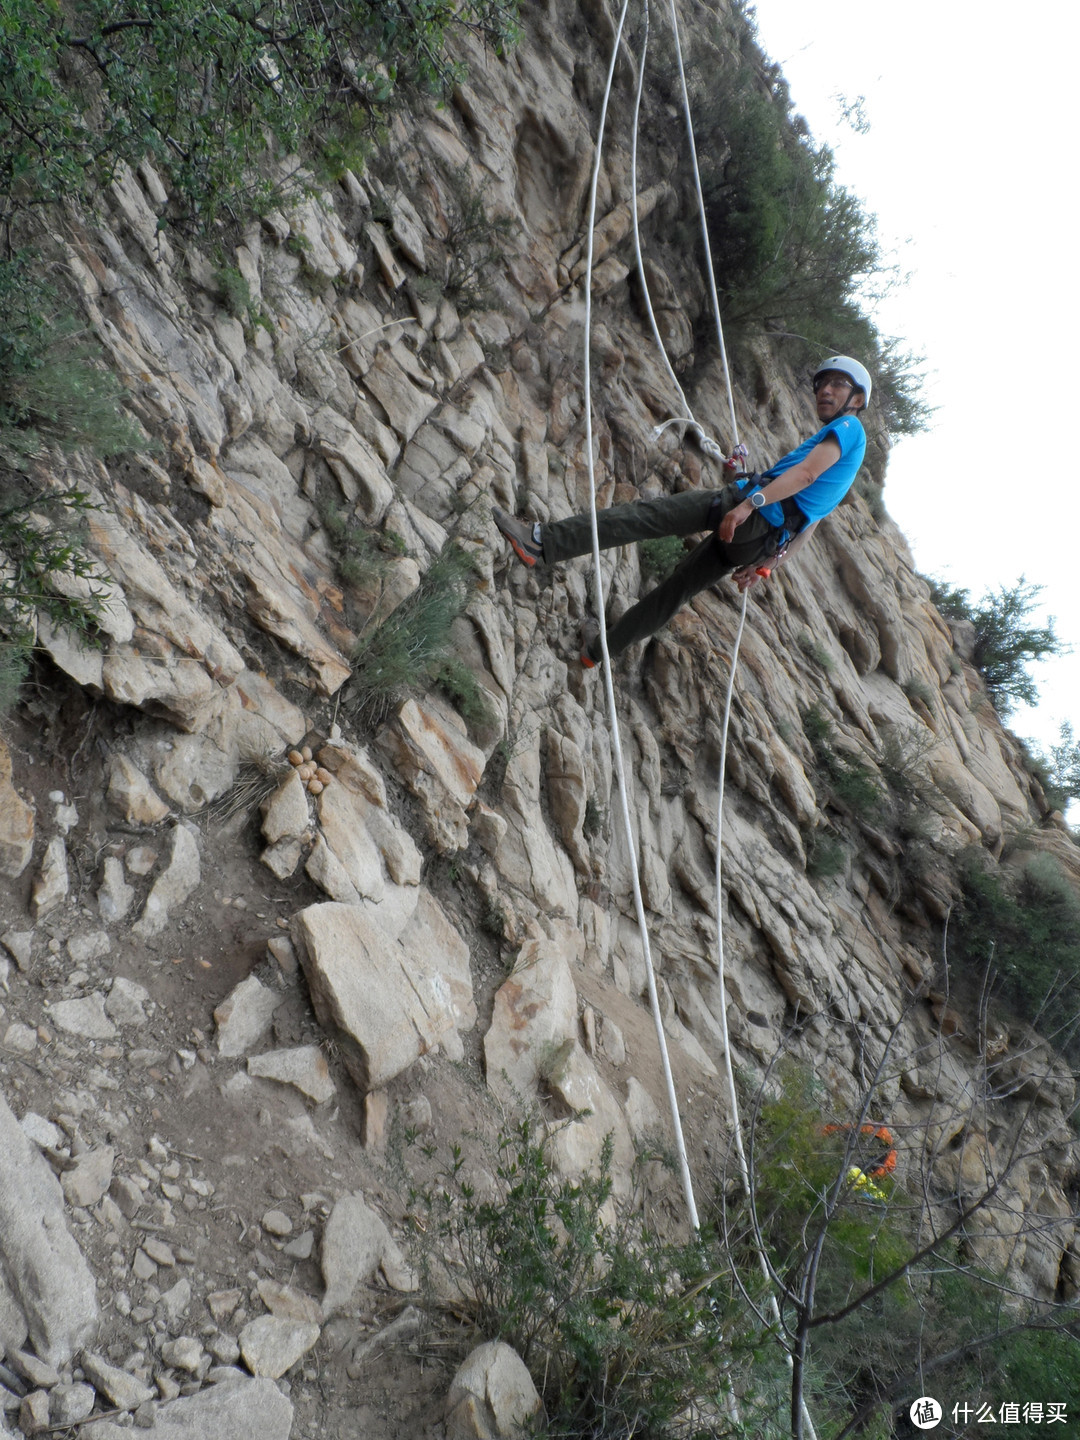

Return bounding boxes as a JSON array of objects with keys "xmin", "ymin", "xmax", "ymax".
[{"xmin": 1, "ymin": 1, "xmax": 1077, "ymax": 1434}]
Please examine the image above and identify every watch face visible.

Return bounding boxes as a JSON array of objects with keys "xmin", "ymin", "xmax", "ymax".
[{"xmin": 751, "ymin": 490, "xmax": 765, "ymax": 507}]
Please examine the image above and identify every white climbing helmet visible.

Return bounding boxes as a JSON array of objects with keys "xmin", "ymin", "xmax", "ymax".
[{"xmin": 813, "ymin": 355, "xmax": 872, "ymax": 407}]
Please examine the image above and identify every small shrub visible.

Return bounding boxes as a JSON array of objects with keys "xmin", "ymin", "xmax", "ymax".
[
  {"xmin": 903, "ymin": 675, "xmax": 935, "ymax": 712},
  {"xmin": 0, "ymin": 256, "xmax": 139, "ymax": 463},
  {"xmin": 638, "ymin": 534, "xmax": 686, "ymax": 583},
  {"xmin": 435, "ymin": 656, "xmax": 493, "ymax": 731},
  {"xmin": 0, "ymin": 638, "xmax": 30, "ymax": 717},
  {"xmin": 797, "ymin": 630, "xmax": 833, "ymax": 672},
  {"xmin": 801, "ymin": 705, "xmax": 880, "ymax": 818},
  {"xmin": 954, "ymin": 848, "xmax": 1080, "ymax": 1053},
  {"xmin": 347, "ymin": 542, "xmax": 481, "ymax": 722},
  {"xmin": 439, "ymin": 166, "xmax": 515, "ymax": 313},
  {"xmin": 0, "ymin": 484, "xmax": 109, "ymax": 647},
  {"xmin": 582, "ymin": 795, "xmax": 605, "ymax": 840},
  {"xmin": 806, "ymin": 831, "xmax": 847, "ymax": 879},
  {"xmin": 321, "ymin": 505, "xmax": 405, "ymax": 592},
  {"xmin": 214, "ymin": 265, "xmax": 272, "ymax": 335},
  {"xmin": 409, "ymin": 1119, "xmax": 741, "ymax": 1438},
  {"xmin": 800, "ymin": 703, "xmax": 832, "ymax": 749}
]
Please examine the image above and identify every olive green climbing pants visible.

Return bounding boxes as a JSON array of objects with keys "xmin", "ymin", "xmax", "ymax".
[{"xmin": 541, "ymin": 485, "xmax": 783, "ymax": 660}]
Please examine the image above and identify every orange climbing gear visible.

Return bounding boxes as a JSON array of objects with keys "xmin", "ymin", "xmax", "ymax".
[{"xmin": 823, "ymin": 1123, "xmax": 897, "ymax": 1178}]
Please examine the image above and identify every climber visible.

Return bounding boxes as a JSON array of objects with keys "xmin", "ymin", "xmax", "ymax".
[{"xmin": 492, "ymin": 356, "xmax": 869, "ymax": 666}]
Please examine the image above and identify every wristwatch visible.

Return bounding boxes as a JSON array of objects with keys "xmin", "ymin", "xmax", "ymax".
[{"xmin": 750, "ymin": 489, "xmax": 767, "ymax": 509}]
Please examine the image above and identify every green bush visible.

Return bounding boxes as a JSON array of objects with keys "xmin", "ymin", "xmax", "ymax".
[
  {"xmin": 321, "ymin": 504, "xmax": 405, "ymax": 593},
  {"xmin": 955, "ymin": 848, "xmax": 1080, "ymax": 1051},
  {"xmin": 0, "ymin": 0, "xmax": 521, "ymax": 231},
  {"xmin": 0, "ymin": 256, "xmax": 138, "ymax": 463},
  {"xmin": 1027, "ymin": 721, "xmax": 1080, "ymax": 811},
  {"xmin": 434, "ymin": 656, "xmax": 493, "ymax": 731},
  {"xmin": 805, "ymin": 831, "xmax": 847, "ymax": 879},
  {"xmin": 347, "ymin": 541, "xmax": 482, "ymax": 722},
  {"xmin": 737, "ymin": 1062, "xmax": 1080, "ymax": 1435},
  {"xmin": 796, "ymin": 630, "xmax": 833, "ymax": 672},
  {"xmin": 410, "ymin": 1119, "xmax": 741, "ymax": 1439},
  {"xmin": 801, "ymin": 706, "xmax": 880, "ymax": 819},
  {"xmin": 638, "ymin": 534, "xmax": 686, "ymax": 583},
  {"xmin": 436, "ymin": 166, "xmax": 515, "ymax": 313},
  {"xmin": 678, "ymin": 6, "xmax": 930, "ymax": 437},
  {"xmin": 0, "ymin": 255, "xmax": 142, "ymax": 711},
  {"xmin": 926, "ymin": 575, "xmax": 1062, "ymax": 716}
]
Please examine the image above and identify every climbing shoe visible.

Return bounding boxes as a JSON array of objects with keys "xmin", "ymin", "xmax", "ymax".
[
  {"xmin": 492, "ymin": 507, "xmax": 543, "ymax": 567},
  {"xmin": 580, "ymin": 618, "xmax": 601, "ymax": 668}
]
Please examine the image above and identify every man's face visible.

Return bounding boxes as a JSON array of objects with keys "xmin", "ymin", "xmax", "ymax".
[{"xmin": 814, "ymin": 371, "xmax": 862, "ymax": 419}]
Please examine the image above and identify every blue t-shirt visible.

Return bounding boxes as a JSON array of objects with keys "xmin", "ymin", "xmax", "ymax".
[{"xmin": 741, "ymin": 415, "xmax": 866, "ymax": 529}]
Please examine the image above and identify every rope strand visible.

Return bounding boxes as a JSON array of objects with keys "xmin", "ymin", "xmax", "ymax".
[{"xmin": 583, "ymin": 0, "xmax": 701, "ymax": 1232}]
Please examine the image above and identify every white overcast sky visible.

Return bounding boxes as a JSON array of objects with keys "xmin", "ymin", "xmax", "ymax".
[{"xmin": 749, "ymin": 0, "xmax": 1080, "ymax": 763}]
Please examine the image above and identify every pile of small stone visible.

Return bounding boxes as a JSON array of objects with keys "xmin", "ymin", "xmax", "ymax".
[{"xmin": 286, "ymin": 747, "xmax": 332, "ymax": 797}]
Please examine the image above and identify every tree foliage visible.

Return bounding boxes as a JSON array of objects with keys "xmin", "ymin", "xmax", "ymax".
[
  {"xmin": 928, "ymin": 575, "xmax": 1063, "ymax": 716},
  {"xmin": 0, "ymin": 0, "xmax": 520, "ymax": 233},
  {"xmin": 676, "ymin": 4, "xmax": 929, "ymax": 437}
]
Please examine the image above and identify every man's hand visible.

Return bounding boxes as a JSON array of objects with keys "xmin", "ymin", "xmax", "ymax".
[
  {"xmin": 732, "ymin": 564, "xmax": 769, "ymax": 592},
  {"xmin": 717, "ymin": 498, "xmax": 753, "ymax": 544}
]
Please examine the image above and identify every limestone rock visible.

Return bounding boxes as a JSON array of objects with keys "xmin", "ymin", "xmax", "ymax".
[
  {"xmin": 0, "ymin": 739, "xmax": 33, "ymax": 879},
  {"xmin": 18, "ymin": 1389, "xmax": 50, "ymax": 1436},
  {"xmin": 311, "ymin": 405, "xmax": 394, "ymax": 522},
  {"xmin": 261, "ymin": 836, "xmax": 303, "ymax": 879},
  {"xmin": 544, "ymin": 1040, "xmax": 634, "ymax": 1191},
  {"xmin": 80, "ymin": 1376, "xmax": 291, "ymax": 1439},
  {"xmin": 49, "ymin": 1383, "xmax": 96, "ymax": 1426},
  {"xmin": 82, "ymin": 1353, "xmax": 155, "ymax": 1412},
  {"xmin": 446, "ymin": 1341, "xmax": 543, "ymax": 1440},
  {"xmin": 256, "ymin": 1280, "xmax": 322, "ymax": 1325},
  {"xmin": 105, "ymin": 977, "xmax": 150, "ymax": 1027},
  {"xmin": 159, "ymin": 1337, "xmax": 204, "ymax": 1373},
  {"xmin": 238, "ymin": 1315, "xmax": 320, "ymax": 1379},
  {"xmin": 1, "ymin": 930, "xmax": 32, "ymax": 971},
  {"xmin": 362, "ymin": 347, "xmax": 438, "ymax": 443},
  {"xmin": 484, "ymin": 926, "xmax": 580, "ymax": 1107},
  {"xmin": 247, "ymin": 1045, "xmax": 336, "ymax": 1103},
  {"xmin": 376, "ymin": 695, "xmax": 484, "ymax": 853},
  {"xmin": 292, "ymin": 892, "xmax": 475, "ymax": 1091},
  {"xmin": 61, "ymin": 1146, "xmax": 115, "ymax": 1208},
  {"xmin": 4, "ymin": 1350, "xmax": 59, "ymax": 1390},
  {"xmin": 133, "ymin": 825, "xmax": 200, "ymax": 939},
  {"xmin": 0, "ymin": 1094, "xmax": 98, "ymax": 1364},
  {"xmin": 320, "ymin": 1191, "xmax": 416, "ymax": 1317},
  {"xmin": 49, "ymin": 993, "xmax": 117, "ymax": 1041},
  {"xmin": 67, "ymin": 929, "xmax": 110, "ymax": 964},
  {"xmin": 97, "ymin": 858, "xmax": 135, "ymax": 923},
  {"xmin": 106, "ymin": 755, "xmax": 170, "ymax": 824},
  {"xmin": 214, "ymin": 976, "xmax": 282, "ymax": 1057},
  {"xmin": 259, "ymin": 770, "xmax": 309, "ymax": 845},
  {"xmin": 32, "ymin": 837, "xmax": 69, "ymax": 919}
]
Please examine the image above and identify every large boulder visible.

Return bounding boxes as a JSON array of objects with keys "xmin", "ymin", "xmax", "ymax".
[
  {"xmin": 446, "ymin": 1341, "xmax": 543, "ymax": 1439},
  {"xmin": 484, "ymin": 925, "xmax": 580, "ymax": 1107},
  {"xmin": 0, "ymin": 1095, "xmax": 98, "ymax": 1365},
  {"xmin": 292, "ymin": 891, "xmax": 475, "ymax": 1091},
  {"xmin": 80, "ymin": 1376, "xmax": 292, "ymax": 1440}
]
